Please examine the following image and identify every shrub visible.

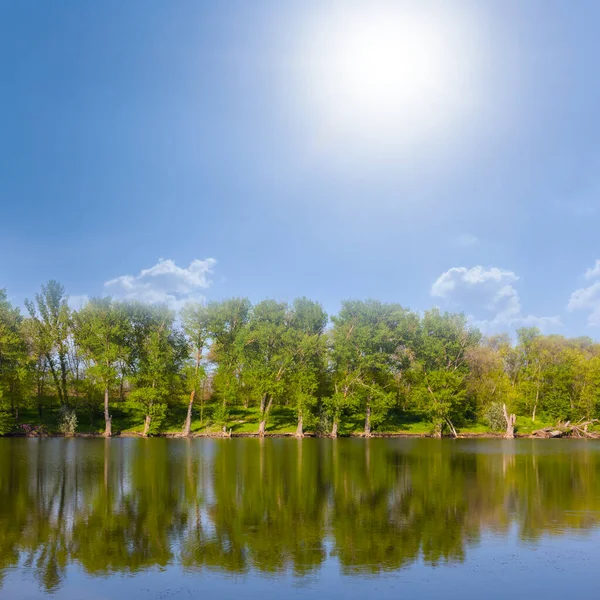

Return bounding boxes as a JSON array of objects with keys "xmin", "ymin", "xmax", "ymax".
[
  {"xmin": 0, "ymin": 410, "xmax": 14, "ymax": 435},
  {"xmin": 58, "ymin": 406, "xmax": 78, "ymax": 436},
  {"xmin": 148, "ymin": 403, "xmax": 167, "ymax": 435},
  {"xmin": 211, "ymin": 403, "xmax": 229, "ymax": 428},
  {"xmin": 483, "ymin": 402, "xmax": 505, "ymax": 432}
]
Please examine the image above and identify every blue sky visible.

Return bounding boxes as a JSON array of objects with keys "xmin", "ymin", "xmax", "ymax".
[{"xmin": 1, "ymin": 0, "xmax": 600, "ymax": 335}]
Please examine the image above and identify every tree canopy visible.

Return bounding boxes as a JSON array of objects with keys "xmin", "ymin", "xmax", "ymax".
[{"xmin": 1, "ymin": 282, "xmax": 600, "ymax": 437}]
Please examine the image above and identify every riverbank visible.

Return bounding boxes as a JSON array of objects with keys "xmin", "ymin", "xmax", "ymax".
[
  {"xmin": 5, "ymin": 430, "xmax": 593, "ymax": 439},
  {"xmin": 9, "ymin": 398, "xmax": 597, "ymax": 439}
]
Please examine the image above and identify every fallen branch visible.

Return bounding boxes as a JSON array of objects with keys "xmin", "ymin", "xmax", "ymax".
[{"xmin": 532, "ymin": 420, "xmax": 599, "ymax": 438}]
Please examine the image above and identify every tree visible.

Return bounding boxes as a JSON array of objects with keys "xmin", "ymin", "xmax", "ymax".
[
  {"xmin": 287, "ymin": 298, "xmax": 328, "ymax": 437},
  {"xmin": 180, "ymin": 303, "xmax": 210, "ymax": 436},
  {"xmin": 0, "ymin": 290, "xmax": 27, "ymax": 422},
  {"xmin": 129, "ymin": 306, "xmax": 186, "ymax": 437},
  {"xmin": 206, "ymin": 298, "xmax": 251, "ymax": 427},
  {"xmin": 73, "ymin": 298, "xmax": 130, "ymax": 436},
  {"xmin": 513, "ymin": 327, "xmax": 544, "ymax": 422},
  {"xmin": 25, "ymin": 281, "xmax": 71, "ymax": 406},
  {"xmin": 466, "ymin": 337, "xmax": 515, "ymax": 425},
  {"xmin": 21, "ymin": 316, "xmax": 50, "ymax": 420},
  {"xmin": 240, "ymin": 300, "xmax": 296, "ymax": 436},
  {"xmin": 331, "ymin": 300, "xmax": 414, "ymax": 437},
  {"xmin": 413, "ymin": 309, "xmax": 481, "ymax": 437}
]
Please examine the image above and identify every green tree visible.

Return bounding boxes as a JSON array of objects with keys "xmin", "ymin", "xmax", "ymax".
[
  {"xmin": 413, "ymin": 309, "xmax": 481, "ymax": 437},
  {"xmin": 180, "ymin": 303, "xmax": 210, "ymax": 436},
  {"xmin": 206, "ymin": 298, "xmax": 251, "ymax": 427},
  {"xmin": 73, "ymin": 298, "xmax": 130, "ymax": 436},
  {"xmin": 129, "ymin": 305, "xmax": 186, "ymax": 436},
  {"xmin": 0, "ymin": 290, "xmax": 27, "ymax": 423},
  {"xmin": 331, "ymin": 300, "xmax": 414, "ymax": 437},
  {"xmin": 240, "ymin": 300, "xmax": 296, "ymax": 436},
  {"xmin": 24, "ymin": 281, "xmax": 71, "ymax": 406},
  {"xmin": 287, "ymin": 297, "xmax": 328, "ymax": 437}
]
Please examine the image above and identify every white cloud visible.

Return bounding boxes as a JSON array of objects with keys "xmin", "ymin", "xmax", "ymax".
[
  {"xmin": 568, "ymin": 261, "xmax": 600, "ymax": 326},
  {"xmin": 455, "ymin": 234, "xmax": 479, "ymax": 247},
  {"xmin": 105, "ymin": 258, "xmax": 216, "ymax": 310},
  {"xmin": 585, "ymin": 259, "xmax": 600, "ymax": 280},
  {"xmin": 431, "ymin": 266, "xmax": 560, "ymax": 332}
]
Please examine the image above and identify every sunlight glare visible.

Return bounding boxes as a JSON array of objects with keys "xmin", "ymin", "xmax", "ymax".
[{"xmin": 293, "ymin": 2, "xmax": 481, "ymax": 158}]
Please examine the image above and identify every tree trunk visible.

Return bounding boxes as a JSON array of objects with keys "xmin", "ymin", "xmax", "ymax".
[
  {"xmin": 59, "ymin": 351, "xmax": 69, "ymax": 407},
  {"xmin": 258, "ymin": 394, "xmax": 272, "ymax": 437},
  {"xmin": 143, "ymin": 414, "xmax": 152, "ymax": 437},
  {"xmin": 364, "ymin": 403, "xmax": 372, "ymax": 437},
  {"xmin": 532, "ymin": 388, "xmax": 539, "ymax": 423},
  {"xmin": 446, "ymin": 418, "xmax": 458, "ymax": 438},
  {"xmin": 183, "ymin": 389, "xmax": 195, "ymax": 437},
  {"xmin": 432, "ymin": 421, "xmax": 443, "ymax": 439},
  {"xmin": 103, "ymin": 387, "xmax": 112, "ymax": 438},
  {"xmin": 295, "ymin": 413, "xmax": 304, "ymax": 438},
  {"xmin": 47, "ymin": 354, "xmax": 63, "ymax": 405},
  {"xmin": 331, "ymin": 420, "xmax": 338, "ymax": 438},
  {"xmin": 258, "ymin": 418, "xmax": 267, "ymax": 436},
  {"xmin": 200, "ymin": 382, "xmax": 205, "ymax": 425},
  {"xmin": 503, "ymin": 403, "xmax": 516, "ymax": 439}
]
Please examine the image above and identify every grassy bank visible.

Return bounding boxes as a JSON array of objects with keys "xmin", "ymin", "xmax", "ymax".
[{"xmin": 8, "ymin": 397, "xmax": 559, "ymax": 438}]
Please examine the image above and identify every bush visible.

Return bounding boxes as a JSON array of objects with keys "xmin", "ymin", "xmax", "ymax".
[
  {"xmin": 211, "ymin": 403, "xmax": 229, "ymax": 428},
  {"xmin": 148, "ymin": 403, "xmax": 167, "ymax": 435},
  {"xmin": 18, "ymin": 423, "xmax": 48, "ymax": 436},
  {"xmin": 0, "ymin": 410, "xmax": 15, "ymax": 435},
  {"xmin": 483, "ymin": 402, "xmax": 505, "ymax": 432},
  {"xmin": 58, "ymin": 406, "xmax": 78, "ymax": 436}
]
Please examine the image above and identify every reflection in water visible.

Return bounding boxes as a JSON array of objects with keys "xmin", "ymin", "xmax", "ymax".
[{"xmin": 0, "ymin": 438, "xmax": 599, "ymax": 593}]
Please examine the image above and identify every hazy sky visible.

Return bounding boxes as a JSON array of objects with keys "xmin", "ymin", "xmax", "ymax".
[{"xmin": 2, "ymin": 0, "xmax": 600, "ymax": 335}]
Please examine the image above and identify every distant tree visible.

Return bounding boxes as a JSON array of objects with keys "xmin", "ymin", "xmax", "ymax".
[
  {"xmin": 206, "ymin": 298, "xmax": 251, "ymax": 427},
  {"xmin": 331, "ymin": 300, "xmax": 415, "ymax": 437},
  {"xmin": 0, "ymin": 289, "xmax": 26, "ymax": 423},
  {"xmin": 287, "ymin": 297, "xmax": 328, "ymax": 437},
  {"xmin": 180, "ymin": 303, "xmax": 210, "ymax": 436},
  {"xmin": 130, "ymin": 306, "xmax": 186, "ymax": 436},
  {"xmin": 240, "ymin": 300, "xmax": 296, "ymax": 436},
  {"xmin": 413, "ymin": 309, "xmax": 481, "ymax": 437},
  {"xmin": 73, "ymin": 298, "xmax": 130, "ymax": 436},
  {"xmin": 25, "ymin": 281, "xmax": 71, "ymax": 405}
]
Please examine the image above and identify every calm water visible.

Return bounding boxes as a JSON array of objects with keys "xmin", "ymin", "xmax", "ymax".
[{"xmin": 1, "ymin": 438, "xmax": 600, "ymax": 599}]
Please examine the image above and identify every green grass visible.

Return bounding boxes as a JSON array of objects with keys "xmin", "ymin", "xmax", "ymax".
[
  {"xmin": 514, "ymin": 415, "xmax": 553, "ymax": 435},
  {"xmin": 9, "ymin": 397, "xmax": 580, "ymax": 437}
]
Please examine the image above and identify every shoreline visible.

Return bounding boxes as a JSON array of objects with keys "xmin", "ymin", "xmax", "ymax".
[{"xmin": 2, "ymin": 431, "xmax": 593, "ymax": 440}]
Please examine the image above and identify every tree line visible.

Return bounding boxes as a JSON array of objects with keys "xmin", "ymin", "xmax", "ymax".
[{"xmin": 1, "ymin": 280, "xmax": 600, "ymax": 437}]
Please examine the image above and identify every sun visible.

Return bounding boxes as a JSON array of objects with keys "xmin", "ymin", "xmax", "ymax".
[{"xmin": 293, "ymin": 2, "xmax": 479, "ymax": 155}]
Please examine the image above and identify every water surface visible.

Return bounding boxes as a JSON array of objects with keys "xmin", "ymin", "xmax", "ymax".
[{"xmin": 1, "ymin": 438, "xmax": 599, "ymax": 599}]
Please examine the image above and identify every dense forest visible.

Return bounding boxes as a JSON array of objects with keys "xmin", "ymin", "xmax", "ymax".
[{"xmin": 1, "ymin": 280, "xmax": 600, "ymax": 438}]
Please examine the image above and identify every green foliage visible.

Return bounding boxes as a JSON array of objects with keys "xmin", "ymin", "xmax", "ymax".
[
  {"xmin": 148, "ymin": 402, "xmax": 167, "ymax": 434},
  {"xmin": 483, "ymin": 401, "xmax": 505, "ymax": 431},
  {"xmin": 0, "ymin": 408, "xmax": 14, "ymax": 435},
  {"xmin": 211, "ymin": 402, "xmax": 229, "ymax": 428},
  {"xmin": 24, "ymin": 281, "xmax": 71, "ymax": 405},
  {"xmin": 5, "ymin": 279, "xmax": 600, "ymax": 437},
  {"xmin": 57, "ymin": 406, "xmax": 78, "ymax": 435}
]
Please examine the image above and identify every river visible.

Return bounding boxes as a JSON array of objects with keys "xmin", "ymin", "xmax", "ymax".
[{"xmin": 0, "ymin": 438, "xmax": 598, "ymax": 598}]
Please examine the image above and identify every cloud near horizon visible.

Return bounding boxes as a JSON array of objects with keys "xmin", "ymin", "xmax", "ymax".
[
  {"xmin": 431, "ymin": 266, "xmax": 561, "ymax": 332},
  {"xmin": 104, "ymin": 258, "xmax": 217, "ymax": 310},
  {"xmin": 568, "ymin": 260, "xmax": 600, "ymax": 325}
]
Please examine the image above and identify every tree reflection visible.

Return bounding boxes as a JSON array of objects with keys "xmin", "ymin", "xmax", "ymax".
[{"xmin": 2, "ymin": 438, "xmax": 600, "ymax": 593}]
